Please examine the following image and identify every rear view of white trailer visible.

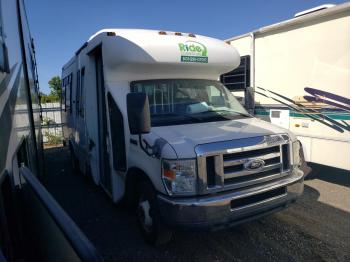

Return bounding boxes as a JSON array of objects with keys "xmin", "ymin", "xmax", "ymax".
[{"xmin": 223, "ymin": 3, "xmax": 350, "ymax": 171}]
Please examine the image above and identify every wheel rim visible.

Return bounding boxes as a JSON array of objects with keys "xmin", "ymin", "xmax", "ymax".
[{"xmin": 137, "ymin": 199, "xmax": 153, "ymax": 233}]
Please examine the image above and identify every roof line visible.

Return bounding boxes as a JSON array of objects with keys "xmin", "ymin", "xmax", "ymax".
[
  {"xmin": 75, "ymin": 42, "xmax": 88, "ymax": 56},
  {"xmin": 225, "ymin": 2, "xmax": 350, "ymax": 42}
]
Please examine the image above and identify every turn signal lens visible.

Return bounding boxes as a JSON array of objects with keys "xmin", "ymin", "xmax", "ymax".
[{"xmin": 163, "ymin": 169, "xmax": 176, "ymax": 180}]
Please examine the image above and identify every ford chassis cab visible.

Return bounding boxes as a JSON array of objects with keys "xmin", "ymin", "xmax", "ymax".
[{"xmin": 61, "ymin": 29, "xmax": 309, "ymax": 244}]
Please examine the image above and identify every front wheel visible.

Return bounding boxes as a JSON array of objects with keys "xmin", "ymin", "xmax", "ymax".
[{"xmin": 136, "ymin": 180, "xmax": 173, "ymax": 246}]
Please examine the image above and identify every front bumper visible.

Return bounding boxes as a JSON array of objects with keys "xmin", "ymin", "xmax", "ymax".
[{"xmin": 157, "ymin": 169, "xmax": 304, "ymax": 230}]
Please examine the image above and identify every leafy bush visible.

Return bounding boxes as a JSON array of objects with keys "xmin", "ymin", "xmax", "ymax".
[
  {"xmin": 44, "ymin": 130, "xmax": 62, "ymax": 145},
  {"xmin": 42, "ymin": 116, "xmax": 56, "ymax": 126}
]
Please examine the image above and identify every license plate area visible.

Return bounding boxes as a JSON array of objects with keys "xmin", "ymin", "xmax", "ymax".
[{"xmin": 230, "ymin": 187, "xmax": 287, "ymax": 210}]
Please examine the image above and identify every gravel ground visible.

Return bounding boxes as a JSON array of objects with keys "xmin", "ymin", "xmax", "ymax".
[{"xmin": 44, "ymin": 147, "xmax": 350, "ymax": 262}]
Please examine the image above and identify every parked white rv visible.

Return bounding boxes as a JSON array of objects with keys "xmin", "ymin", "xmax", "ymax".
[
  {"xmin": 62, "ymin": 29, "xmax": 309, "ymax": 244},
  {"xmin": 224, "ymin": 3, "xmax": 350, "ymax": 171}
]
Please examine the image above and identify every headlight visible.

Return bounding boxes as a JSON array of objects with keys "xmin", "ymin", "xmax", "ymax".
[
  {"xmin": 292, "ymin": 140, "xmax": 302, "ymax": 167},
  {"xmin": 162, "ymin": 159, "xmax": 197, "ymax": 195}
]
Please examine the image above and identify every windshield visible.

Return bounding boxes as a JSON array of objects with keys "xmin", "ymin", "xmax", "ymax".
[{"xmin": 130, "ymin": 79, "xmax": 251, "ymax": 127}]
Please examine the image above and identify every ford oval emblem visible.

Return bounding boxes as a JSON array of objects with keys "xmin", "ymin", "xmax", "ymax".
[{"xmin": 244, "ymin": 159, "xmax": 265, "ymax": 171}]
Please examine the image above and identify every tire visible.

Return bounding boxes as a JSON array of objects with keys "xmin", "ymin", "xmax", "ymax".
[{"xmin": 136, "ymin": 180, "xmax": 173, "ymax": 246}]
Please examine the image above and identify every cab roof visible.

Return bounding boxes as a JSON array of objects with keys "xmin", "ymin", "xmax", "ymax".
[{"xmin": 63, "ymin": 29, "xmax": 240, "ymax": 81}]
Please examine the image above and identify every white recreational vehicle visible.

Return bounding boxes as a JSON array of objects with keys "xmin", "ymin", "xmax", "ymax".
[
  {"xmin": 223, "ymin": 3, "xmax": 350, "ymax": 171},
  {"xmin": 62, "ymin": 29, "xmax": 309, "ymax": 244}
]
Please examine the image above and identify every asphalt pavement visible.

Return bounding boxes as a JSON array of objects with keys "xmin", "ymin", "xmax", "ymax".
[{"xmin": 44, "ymin": 147, "xmax": 350, "ymax": 262}]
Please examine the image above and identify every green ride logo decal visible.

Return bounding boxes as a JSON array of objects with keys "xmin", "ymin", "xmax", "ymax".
[{"xmin": 178, "ymin": 41, "xmax": 208, "ymax": 63}]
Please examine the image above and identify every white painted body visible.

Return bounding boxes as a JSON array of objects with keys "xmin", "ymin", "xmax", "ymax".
[
  {"xmin": 226, "ymin": 3, "xmax": 350, "ymax": 171},
  {"xmin": 62, "ymin": 29, "xmax": 297, "ymax": 202},
  {"xmin": 0, "ymin": 0, "xmax": 43, "ymax": 179}
]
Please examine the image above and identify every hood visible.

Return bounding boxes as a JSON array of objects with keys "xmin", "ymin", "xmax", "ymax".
[{"xmin": 152, "ymin": 117, "xmax": 291, "ymax": 158}]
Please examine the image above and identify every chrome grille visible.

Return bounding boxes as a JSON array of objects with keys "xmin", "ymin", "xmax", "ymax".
[{"xmin": 196, "ymin": 135, "xmax": 291, "ymax": 194}]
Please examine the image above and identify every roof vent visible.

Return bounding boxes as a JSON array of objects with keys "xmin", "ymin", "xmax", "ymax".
[{"xmin": 294, "ymin": 4, "xmax": 335, "ymax": 17}]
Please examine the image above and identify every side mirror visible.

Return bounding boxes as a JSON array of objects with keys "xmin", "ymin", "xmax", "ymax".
[{"xmin": 127, "ymin": 93, "xmax": 151, "ymax": 134}]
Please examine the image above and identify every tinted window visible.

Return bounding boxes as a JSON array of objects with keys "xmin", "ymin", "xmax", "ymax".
[
  {"xmin": 221, "ymin": 56, "xmax": 250, "ymax": 91},
  {"xmin": 76, "ymin": 70, "xmax": 80, "ymax": 115},
  {"xmin": 80, "ymin": 68, "xmax": 85, "ymax": 117},
  {"xmin": 107, "ymin": 93, "xmax": 126, "ymax": 171}
]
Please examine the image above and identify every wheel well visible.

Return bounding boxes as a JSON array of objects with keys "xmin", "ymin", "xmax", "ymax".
[{"xmin": 123, "ymin": 167, "xmax": 152, "ymax": 208}]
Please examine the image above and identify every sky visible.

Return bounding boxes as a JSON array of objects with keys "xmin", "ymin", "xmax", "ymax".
[{"xmin": 26, "ymin": 0, "xmax": 348, "ymax": 94}]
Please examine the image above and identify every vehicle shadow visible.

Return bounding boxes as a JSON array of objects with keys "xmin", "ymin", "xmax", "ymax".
[
  {"xmin": 305, "ymin": 163, "xmax": 350, "ymax": 187},
  {"xmin": 44, "ymin": 147, "xmax": 350, "ymax": 262}
]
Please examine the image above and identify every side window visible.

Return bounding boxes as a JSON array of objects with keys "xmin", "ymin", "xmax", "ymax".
[
  {"xmin": 61, "ymin": 78, "xmax": 66, "ymax": 111},
  {"xmin": 69, "ymin": 73, "xmax": 73, "ymax": 114},
  {"xmin": 107, "ymin": 93, "xmax": 126, "ymax": 171},
  {"xmin": 76, "ymin": 70, "xmax": 80, "ymax": 115},
  {"xmin": 66, "ymin": 75, "xmax": 70, "ymax": 113},
  {"xmin": 207, "ymin": 85, "xmax": 225, "ymax": 106},
  {"xmin": 0, "ymin": 1, "xmax": 9, "ymax": 74},
  {"xmin": 220, "ymin": 55, "xmax": 250, "ymax": 91},
  {"xmin": 63, "ymin": 73, "xmax": 73, "ymax": 114},
  {"xmin": 80, "ymin": 67, "xmax": 85, "ymax": 117}
]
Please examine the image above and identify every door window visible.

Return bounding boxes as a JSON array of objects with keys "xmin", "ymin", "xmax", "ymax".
[
  {"xmin": 76, "ymin": 70, "xmax": 80, "ymax": 115},
  {"xmin": 79, "ymin": 67, "xmax": 85, "ymax": 117},
  {"xmin": 107, "ymin": 93, "xmax": 126, "ymax": 171},
  {"xmin": 0, "ymin": 1, "xmax": 9, "ymax": 74}
]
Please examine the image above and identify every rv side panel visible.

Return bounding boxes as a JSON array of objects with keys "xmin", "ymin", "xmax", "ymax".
[{"xmin": 227, "ymin": 7, "xmax": 350, "ymax": 170}]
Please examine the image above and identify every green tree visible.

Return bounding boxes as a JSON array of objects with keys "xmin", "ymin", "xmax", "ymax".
[
  {"xmin": 48, "ymin": 76, "xmax": 62, "ymax": 99},
  {"xmin": 39, "ymin": 91, "xmax": 48, "ymax": 103},
  {"xmin": 40, "ymin": 76, "xmax": 62, "ymax": 103}
]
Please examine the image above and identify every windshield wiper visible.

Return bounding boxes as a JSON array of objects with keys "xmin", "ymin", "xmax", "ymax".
[
  {"xmin": 194, "ymin": 109, "xmax": 252, "ymax": 118},
  {"xmin": 216, "ymin": 109, "xmax": 252, "ymax": 118},
  {"xmin": 151, "ymin": 112, "xmax": 203, "ymax": 122}
]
